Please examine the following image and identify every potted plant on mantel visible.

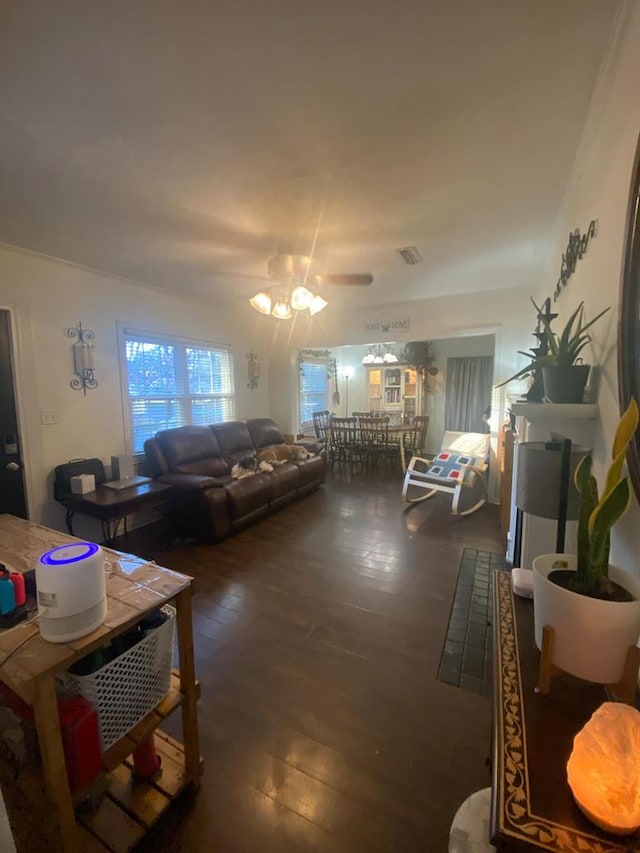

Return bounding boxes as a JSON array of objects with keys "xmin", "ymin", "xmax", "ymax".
[
  {"xmin": 401, "ymin": 341, "xmax": 439, "ymax": 412},
  {"xmin": 532, "ymin": 398, "xmax": 640, "ymax": 685},
  {"xmin": 496, "ymin": 299, "xmax": 610, "ymax": 404}
]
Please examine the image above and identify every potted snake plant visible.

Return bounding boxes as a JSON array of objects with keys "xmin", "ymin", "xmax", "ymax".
[{"xmin": 532, "ymin": 398, "xmax": 640, "ymax": 684}]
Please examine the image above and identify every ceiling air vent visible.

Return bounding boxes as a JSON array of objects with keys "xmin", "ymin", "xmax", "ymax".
[{"xmin": 396, "ymin": 246, "xmax": 422, "ymax": 265}]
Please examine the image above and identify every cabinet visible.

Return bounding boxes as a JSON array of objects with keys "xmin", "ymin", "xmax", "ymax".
[
  {"xmin": 367, "ymin": 366, "xmax": 420, "ymax": 420},
  {"xmin": 0, "ymin": 515, "xmax": 201, "ymax": 853}
]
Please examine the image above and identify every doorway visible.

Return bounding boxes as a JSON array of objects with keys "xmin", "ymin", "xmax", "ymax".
[{"xmin": 0, "ymin": 310, "xmax": 27, "ymax": 518}]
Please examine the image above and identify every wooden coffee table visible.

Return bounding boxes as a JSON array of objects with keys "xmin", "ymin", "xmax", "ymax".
[{"xmin": 63, "ymin": 482, "xmax": 173, "ymax": 544}]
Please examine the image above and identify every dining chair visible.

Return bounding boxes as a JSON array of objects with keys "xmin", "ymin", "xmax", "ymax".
[
  {"xmin": 329, "ymin": 416, "xmax": 364, "ymax": 473},
  {"xmin": 358, "ymin": 416, "xmax": 391, "ymax": 473},
  {"xmin": 400, "ymin": 416, "xmax": 430, "ymax": 472},
  {"xmin": 312, "ymin": 410, "xmax": 331, "ymax": 450}
]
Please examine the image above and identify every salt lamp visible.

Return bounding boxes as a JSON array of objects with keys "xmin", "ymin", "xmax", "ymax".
[{"xmin": 567, "ymin": 702, "xmax": 640, "ymax": 835}]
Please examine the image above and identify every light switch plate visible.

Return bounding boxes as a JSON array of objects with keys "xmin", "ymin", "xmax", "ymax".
[{"xmin": 40, "ymin": 410, "xmax": 58, "ymax": 425}]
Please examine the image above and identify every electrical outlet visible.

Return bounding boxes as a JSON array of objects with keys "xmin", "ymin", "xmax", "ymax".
[{"xmin": 40, "ymin": 410, "xmax": 58, "ymax": 425}]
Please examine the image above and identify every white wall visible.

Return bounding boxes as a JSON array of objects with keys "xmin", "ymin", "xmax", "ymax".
[
  {"xmin": 281, "ymin": 286, "xmax": 532, "ymax": 437},
  {"xmin": 0, "ymin": 244, "xmax": 272, "ymax": 535},
  {"xmin": 529, "ymin": 3, "xmax": 640, "ymax": 575}
]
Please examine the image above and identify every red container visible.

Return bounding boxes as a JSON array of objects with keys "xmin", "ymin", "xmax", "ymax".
[
  {"xmin": 0, "ymin": 684, "xmax": 102, "ymax": 792},
  {"xmin": 132, "ymin": 734, "xmax": 162, "ymax": 778},
  {"xmin": 57, "ymin": 696, "xmax": 102, "ymax": 791},
  {"xmin": 9, "ymin": 572, "xmax": 26, "ymax": 606}
]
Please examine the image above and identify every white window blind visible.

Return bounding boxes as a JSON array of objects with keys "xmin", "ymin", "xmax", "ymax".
[
  {"xmin": 299, "ymin": 359, "xmax": 330, "ymax": 434},
  {"xmin": 122, "ymin": 329, "xmax": 235, "ymax": 453}
]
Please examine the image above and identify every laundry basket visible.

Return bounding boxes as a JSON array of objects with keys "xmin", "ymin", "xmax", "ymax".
[{"xmin": 57, "ymin": 605, "xmax": 175, "ymax": 751}]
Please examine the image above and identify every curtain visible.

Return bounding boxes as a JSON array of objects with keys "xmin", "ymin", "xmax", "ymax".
[{"xmin": 445, "ymin": 356, "xmax": 494, "ymax": 432}]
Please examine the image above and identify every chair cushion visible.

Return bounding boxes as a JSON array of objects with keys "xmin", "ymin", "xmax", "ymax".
[
  {"xmin": 424, "ymin": 452, "xmax": 477, "ymax": 483},
  {"xmin": 441, "ymin": 431, "xmax": 489, "ymax": 460}
]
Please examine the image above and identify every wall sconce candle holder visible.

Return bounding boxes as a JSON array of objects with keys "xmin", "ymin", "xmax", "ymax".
[
  {"xmin": 66, "ymin": 321, "xmax": 97, "ymax": 395},
  {"xmin": 247, "ymin": 350, "xmax": 260, "ymax": 391}
]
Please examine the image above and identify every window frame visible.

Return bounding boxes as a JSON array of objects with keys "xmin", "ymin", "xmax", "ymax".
[
  {"xmin": 298, "ymin": 356, "xmax": 331, "ymax": 434},
  {"xmin": 117, "ymin": 323, "xmax": 235, "ymax": 455}
]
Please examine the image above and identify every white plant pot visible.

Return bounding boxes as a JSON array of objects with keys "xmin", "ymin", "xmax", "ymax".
[{"xmin": 532, "ymin": 554, "xmax": 640, "ymax": 684}]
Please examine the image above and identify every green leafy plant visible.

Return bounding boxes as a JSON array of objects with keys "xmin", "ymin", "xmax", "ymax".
[
  {"xmin": 496, "ymin": 299, "xmax": 610, "ymax": 387},
  {"xmin": 572, "ymin": 398, "xmax": 639, "ymax": 598},
  {"xmin": 535, "ymin": 299, "xmax": 610, "ymax": 368},
  {"xmin": 401, "ymin": 341, "xmax": 438, "ymax": 389}
]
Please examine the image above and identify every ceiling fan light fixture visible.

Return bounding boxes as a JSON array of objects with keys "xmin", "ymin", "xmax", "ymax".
[
  {"xmin": 291, "ymin": 285, "xmax": 314, "ymax": 311},
  {"xmin": 249, "ymin": 292, "xmax": 272, "ymax": 315},
  {"xmin": 271, "ymin": 296, "xmax": 293, "ymax": 319},
  {"xmin": 308, "ymin": 294, "xmax": 328, "ymax": 316}
]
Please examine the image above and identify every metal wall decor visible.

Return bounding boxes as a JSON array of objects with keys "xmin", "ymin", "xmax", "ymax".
[
  {"xmin": 247, "ymin": 350, "xmax": 260, "ymax": 391},
  {"xmin": 554, "ymin": 220, "xmax": 598, "ymax": 301},
  {"xmin": 66, "ymin": 321, "xmax": 97, "ymax": 395}
]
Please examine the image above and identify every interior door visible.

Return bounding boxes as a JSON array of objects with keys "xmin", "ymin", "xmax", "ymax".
[{"xmin": 0, "ymin": 310, "xmax": 27, "ymax": 517}]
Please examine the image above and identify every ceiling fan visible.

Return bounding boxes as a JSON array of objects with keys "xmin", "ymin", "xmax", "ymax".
[{"xmin": 250, "ymin": 254, "xmax": 373, "ymax": 319}]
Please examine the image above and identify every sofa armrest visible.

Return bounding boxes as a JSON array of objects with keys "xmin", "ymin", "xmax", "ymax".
[{"xmin": 157, "ymin": 473, "xmax": 225, "ymax": 491}]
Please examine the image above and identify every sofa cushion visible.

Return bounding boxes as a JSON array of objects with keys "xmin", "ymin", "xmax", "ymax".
[
  {"xmin": 156, "ymin": 426, "xmax": 229, "ymax": 478},
  {"xmin": 294, "ymin": 455, "xmax": 326, "ymax": 486},
  {"xmin": 211, "ymin": 421, "xmax": 256, "ymax": 464},
  {"xmin": 224, "ymin": 474, "xmax": 272, "ymax": 520},
  {"xmin": 268, "ymin": 462, "xmax": 300, "ymax": 499},
  {"xmin": 247, "ymin": 418, "xmax": 286, "ymax": 450}
]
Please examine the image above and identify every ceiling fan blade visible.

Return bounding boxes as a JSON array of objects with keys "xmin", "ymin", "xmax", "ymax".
[{"xmin": 313, "ymin": 274, "xmax": 373, "ymax": 286}]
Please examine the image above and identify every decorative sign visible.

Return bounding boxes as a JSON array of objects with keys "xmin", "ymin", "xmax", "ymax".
[
  {"xmin": 364, "ymin": 316, "xmax": 410, "ymax": 334},
  {"xmin": 554, "ymin": 220, "xmax": 597, "ymax": 302}
]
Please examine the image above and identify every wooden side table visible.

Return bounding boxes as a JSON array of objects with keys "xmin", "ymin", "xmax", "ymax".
[
  {"xmin": 491, "ymin": 569, "xmax": 638, "ymax": 852},
  {"xmin": 0, "ymin": 514, "xmax": 201, "ymax": 853},
  {"xmin": 63, "ymin": 481, "xmax": 173, "ymax": 544}
]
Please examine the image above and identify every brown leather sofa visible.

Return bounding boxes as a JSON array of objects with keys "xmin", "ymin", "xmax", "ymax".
[{"xmin": 143, "ymin": 418, "xmax": 326, "ymax": 542}]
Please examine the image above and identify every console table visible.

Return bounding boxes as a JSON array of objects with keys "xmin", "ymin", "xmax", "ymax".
[
  {"xmin": 63, "ymin": 481, "xmax": 173, "ymax": 544},
  {"xmin": 0, "ymin": 514, "xmax": 201, "ymax": 853},
  {"xmin": 491, "ymin": 569, "xmax": 638, "ymax": 852}
]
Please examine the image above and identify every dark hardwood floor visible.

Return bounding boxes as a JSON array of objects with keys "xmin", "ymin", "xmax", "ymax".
[
  {"xmin": 135, "ymin": 473, "xmax": 503, "ymax": 853},
  {"xmin": 2, "ymin": 473, "xmax": 503, "ymax": 852}
]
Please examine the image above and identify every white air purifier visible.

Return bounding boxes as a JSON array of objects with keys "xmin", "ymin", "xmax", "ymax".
[{"xmin": 36, "ymin": 542, "xmax": 107, "ymax": 643}]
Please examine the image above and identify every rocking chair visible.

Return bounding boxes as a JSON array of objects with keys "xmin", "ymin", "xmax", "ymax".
[{"xmin": 401, "ymin": 430, "xmax": 489, "ymax": 517}]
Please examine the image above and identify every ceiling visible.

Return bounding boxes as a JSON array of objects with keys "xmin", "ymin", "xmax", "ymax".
[{"xmin": 0, "ymin": 1, "xmax": 618, "ymax": 311}]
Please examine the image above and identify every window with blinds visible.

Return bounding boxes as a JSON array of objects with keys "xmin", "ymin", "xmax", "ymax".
[
  {"xmin": 122, "ymin": 329, "xmax": 235, "ymax": 453},
  {"xmin": 299, "ymin": 359, "xmax": 330, "ymax": 434}
]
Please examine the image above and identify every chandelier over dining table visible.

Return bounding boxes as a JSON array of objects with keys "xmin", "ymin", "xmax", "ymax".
[{"xmin": 362, "ymin": 343, "xmax": 398, "ymax": 364}]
